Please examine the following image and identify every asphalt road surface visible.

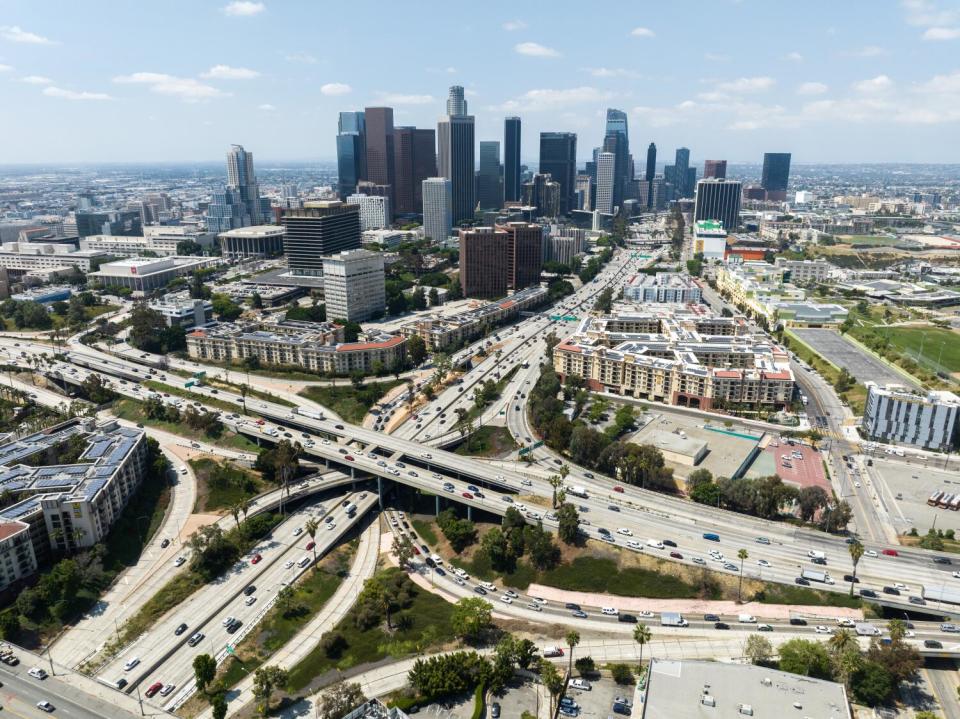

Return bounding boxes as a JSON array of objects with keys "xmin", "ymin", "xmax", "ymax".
[
  {"xmin": 0, "ymin": 666, "xmax": 141, "ymax": 719},
  {"xmin": 790, "ymin": 328, "xmax": 920, "ymax": 388}
]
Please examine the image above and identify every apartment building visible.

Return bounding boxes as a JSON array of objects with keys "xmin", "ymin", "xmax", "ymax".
[
  {"xmin": 321, "ymin": 249, "xmax": 386, "ymax": 322},
  {"xmin": 862, "ymin": 382, "xmax": 960, "ymax": 451},
  {"xmin": 624, "ymin": 273, "xmax": 703, "ymax": 304},
  {"xmin": 553, "ymin": 308, "xmax": 794, "ymax": 411}
]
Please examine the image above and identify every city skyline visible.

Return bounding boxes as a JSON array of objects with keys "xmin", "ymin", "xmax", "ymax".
[{"xmin": 1, "ymin": 1, "xmax": 959, "ymax": 164}]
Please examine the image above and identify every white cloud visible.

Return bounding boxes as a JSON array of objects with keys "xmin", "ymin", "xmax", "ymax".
[
  {"xmin": 0, "ymin": 25, "xmax": 56, "ymax": 45},
  {"xmin": 514, "ymin": 42, "xmax": 560, "ymax": 58},
  {"xmin": 446, "ymin": 67, "xmax": 457, "ymax": 74},
  {"xmin": 584, "ymin": 67, "xmax": 642, "ymax": 79},
  {"xmin": 376, "ymin": 93, "xmax": 435, "ymax": 105},
  {"xmin": 494, "ymin": 86, "xmax": 615, "ymax": 112},
  {"xmin": 923, "ymin": 26, "xmax": 960, "ymax": 39},
  {"xmin": 785, "ymin": 51, "xmax": 803, "ymax": 61},
  {"xmin": 716, "ymin": 76, "xmax": 775, "ymax": 93},
  {"xmin": 201, "ymin": 64, "xmax": 260, "ymax": 80},
  {"xmin": 630, "ymin": 27, "xmax": 655, "ymax": 37},
  {"xmin": 284, "ymin": 52, "xmax": 317, "ymax": 64},
  {"xmin": 43, "ymin": 86, "xmax": 111, "ymax": 101},
  {"xmin": 113, "ymin": 72, "xmax": 228, "ymax": 101},
  {"xmin": 849, "ymin": 45, "xmax": 887, "ymax": 57},
  {"xmin": 853, "ymin": 74, "xmax": 893, "ymax": 93},
  {"xmin": 258, "ymin": 103, "xmax": 275, "ymax": 111},
  {"xmin": 23, "ymin": 75, "xmax": 55, "ymax": 85},
  {"xmin": 320, "ymin": 82, "xmax": 352, "ymax": 96},
  {"xmin": 902, "ymin": 0, "xmax": 959, "ymax": 27},
  {"xmin": 502, "ymin": 19, "xmax": 527, "ymax": 31},
  {"xmin": 0, "ymin": 64, "xmax": 12, "ymax": 73},
  {"xmin": 797, "ymin": 81, "xmax": 829, "ymax": 95},
  {"xmin": 223, "ymin": 1, "xmax": 265, "ymax": 16}
]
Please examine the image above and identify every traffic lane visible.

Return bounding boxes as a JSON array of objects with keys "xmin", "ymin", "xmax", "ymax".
[{"xmin": 0, "ymin": 668, "xmax": 141, "ymax": 719}]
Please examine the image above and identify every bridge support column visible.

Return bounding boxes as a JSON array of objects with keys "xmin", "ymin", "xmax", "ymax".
[
  {"xmin": 467, "ymin": 505, "xmax": 473, "ymax": 521},
  {"xmin": 435, "ymin": 495, "xmax": 440, "ymax": 515},
  {"xmin": 377, "ymin": 476, "xmax": 383, "ymax": 509}
]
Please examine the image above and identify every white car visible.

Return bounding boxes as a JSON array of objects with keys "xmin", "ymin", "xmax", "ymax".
[
  {"xmin": 526, "ymin": 602, "xmax": 542, "ymax": 612},
  {"xmin": 893, "ymin": 582, "xmax": 910, "ymax": 592},
  {"xmin": 570, "ymin": 678, "xmax": 592, "ymax": 691},
  {"xmin": 617, "ymin": 527, "xmax": 633, "ymax": 536},
  {"xmin": 601, "ymin": 606, "xmax": 619, "ymax": 616},
  {"xmin": 626, "ymin": 540, "xmax": 642, "ymax": 550},
  {"xmin": 530, "ymin": 596, "xmax": 548, "ymax": 605},
  {"xmin": 284, "ymin": 560, "xmax": 295, "ymax": 569},
  {"xmin": 864, "ymin": 550, "xmax": 878, "ymax": 558},
  {"xmin": 293, "ymin": 527, "xmax": 303, "ymax": 537},
  {"xmin": 245, "ymin": 595, "xmax": 257, "ymax": 606},
  {"xmin": 174, "ymin": 556, "xmax": 186, "ymax": 567},
  {"xmin": 37, "ymin": 701, "xmax": 55, "ymax": 713},
  {"xmin": 814, "ymin": 625, "xmax": 832, "ymax": 634},
  {"xmin": 28, "ymin": 667, "xmax": 48, "ymax": 680},
  {"xmin": 953, "ymin": 571, "xmax": 960, "ymax": 579},
  {"xmin": 646, "ymin": 540, "xmax": 664, "ymax": 550},
  {"xmin": 638, "ymin": 610, "xmax": 655, "ymax": 618},
  {"xmin": 480, "ymin": 581, "xmax": 497, "ymax": 592},
  {"xmin": 757, "ymin": 559, "xmax": 771, "ymax": 568},
  {"xmin": 836, "ymin": 618, "xmax": 855, "ymax": 627},
  {"xmin": 500, "ymin": 595, "xmax": 513, "ymax": 604},
  {"xmin": 123, "ymin": 657, "xmax": 140, "ymax": 671}
]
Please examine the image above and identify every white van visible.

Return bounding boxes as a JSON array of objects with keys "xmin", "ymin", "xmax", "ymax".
[
  {"xmin": 647, "ymin": 539, "xmax": 664, "ymax": 550},
  {"xmin": 601, "ymin": 606, "xmax": 619, "ymax": 616},
  {"xmin": 430, "ymin": 553, "xmax": 444, "ymax": 566},
  {"xmin": 738, "ymin": 614, "xmax": 757, "ymax": 623},
  {"xmin": 297, "ymin": 556, "xmax": 310, "ymax": 568}
]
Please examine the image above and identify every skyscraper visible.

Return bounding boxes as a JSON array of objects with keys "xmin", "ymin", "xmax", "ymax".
[
  {"xmin": 645, "ymin": 143, "xmax": 657, "ymax": 181},
  {"xmin": 595, "ymin": 152, "xmax": 616, "ymax": 214},
  {"xmin": 605, "ymin": 108, "xmax": 630, "ymax": 209},
  {"xmin": 504, "ymin": 117, "xmax": 522, "ymax": 202},
  {"xmin": 501, "ymin": 222, "xmax": 543, "ymax": 290},
  {"xmin": 459, "ymin": 226, "xmax": 510, "ymax": 298},
  {"xmin": 446, "ymin": 85, "xmax": 467, "ymax": 116},
  {"xmin": 364, "ymin": 107, "xmax": 396, "ymax": 206},
  {"xmin": 761, "ymin": 152, "xmax": 792, "ymax": 201},
  {"xmin": 703, "ymin": 160, "xmax": 727, "ymax": 179},
  {"xmin": 538, "ymin": 132, "xmax": 578, "ymax": 215},
  {"xmin": 694, "ymin": 179, "xmax": 742, "ymax": 234},
  {"xmin": 281, "ymin": 202, "xmax": 361, "ymax": 276},
  {"xmin": 437, "ymin": 112, "xmax": 475, "ymax": 224},
  {"xmin": 394, "ymin": 126, "xmax": 436, "ymax": 215},
  {"xmin": 422, "ymin": 177, "xmax": 452, "ymax": 243},
  {"xmin": 336, "ymin": 111, "xmax": 366, "ymax": 199},
  {"xmin": 207, "ymin": 145, "xmax": 267, "ymax": 234},
  {"xmin": 477, "ymin": 141, "xmax": 502, "ymax": 210}
]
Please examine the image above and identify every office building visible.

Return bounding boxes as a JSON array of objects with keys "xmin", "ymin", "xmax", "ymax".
[
  {"xmin": 217, "ymin": 225, "xmax": 285, "ymax": 260},
  {"xmin": 89, "ymin": 256, "xmax": 216, "ymax": 295},
  {"xmin": 446, "ymin": 85, "xmax": 467, "ymax": 116},
  {"xmin": 75, "ymin": 210, "xmax": 141, "ymax": 238},
  {"xmin": 761, "ymin": 152, "xmax": 792, "ymax": 201},
  {"xmin": 694, "ymin": 178, "xmax": 742, "ymax": 234},
  {"xmin": 459, "ymin": 226, "xmax": 510, "ymax": 298},
  {"xmin": 640, "ymin": 659, "xmax": 851, "ymax": 719},
  {"xmin": 575, "ymin": 174, "xmax": 593, "ymax": 212},
  {"xmin": 692, "ymin": 220, "xmax": 729, "ymax": 260},
  {"xmin": 346, "ymin": 193, "xmax": 391, "ymax": 231},
  {"xmin": 604, "ymin": 108, "xmax": 630, "ymax": 209},
  {"xmin": 664, "ymin": 147, "xmax": 693, "ymax": 199},
  {"xmin": 361, "ymin": 229, "xmax": 415, "ymax": 250},
  {"xmin": 624, "ymin": 272, "xmax": 703, "ymax": 304},
  {"xmin": 336, "ymin": 111, "xmax": 367, "ymax": 199},
  {"xmin": 546, "ymin": 235, "xmax": 583, "ymax": 265},
  {"xmin": 227, "ymin": 144, "xmax": 265, "ymax": 225},
  {"xmin": 393, "ymin": 127, "xmax": 435, "ymax": 214},
  {"xmin": 438, "ymin": 113, "xmax": 476, "ymax": 225},
  {"xmin": 364, "ymin": 107, "xmax": 395, "ymax": 207},
  {"xmin": 422, "ymin": 177, "xmax": 453, "ymax": 242},
  {"xmin": 321, "ymin": 249, "xmax": 386, "ymax": 322},
  {"xmin": 645, "ymin": 142, "xmax": 656, "ymax": 182},
  {"xmin": 595, "ymin": 152, "xmax": 616, "ymax": 214},
  {"xmin": 522, "ymin": 174, "xmax": 560, "ymax": 218},
  {"xmin": 500, "ymin": 222, "xmax": 542, "ymax": 290},
  {"xmin": 477, "ymin": 141, "xmax": 502, "ymax": 210},
  {"xmin": 147, "ymin": 295, "xmax": 213, "ymax": 329},
  {"xmin": 862, "ymin": 383, "xmax": 960, "ymax": 451},
  {"xmin": 773, "ymin": 257, "xmax": 832, "ymax": 284},
  {"xmin": 0, "ymin": 240, "xmax": 107, "ymax": 278},
  {"xmin": 703, "ymin": 159, "xmax": 727, "ymax": 179},
  {"xmin": 538, "ymin": 132, "xmax": 578, "ymax": 215},
  {"xmin": 281, "ymin": 202, "xmax": 361, "ymax": 277},
  {"xmin": 504, "ymin": 117, "xmax": 522, "ymax": 202}
]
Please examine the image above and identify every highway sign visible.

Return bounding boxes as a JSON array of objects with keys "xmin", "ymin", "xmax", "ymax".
[
  {"xmin": 226, "ymin": 645, "xmax": 235, "ymax": 655},
  {"xmin": 519, "ymin": 440, "xmax": 544, "ymax": 455}
]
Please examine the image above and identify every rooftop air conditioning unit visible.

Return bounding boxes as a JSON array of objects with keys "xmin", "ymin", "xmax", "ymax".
[
  {"xmin": 701, "ymin": 695, "xmax": 716, "ymax": 707},
  {"xmin": 739, "ymin": 705, "xmax": 754, "ymax": 716}
]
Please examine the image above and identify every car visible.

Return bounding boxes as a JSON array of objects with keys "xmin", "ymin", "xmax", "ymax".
[
  {"xmin": 882, "ymin": 586, "xmax": 900, "ymax": 595},
  {"xmin": 123, "ymin": 657, "xmax": 140, "ymax": 671},
  {"xmin": 924, "ymin": 639, "xmax": 943, "ymax": 648},
  {"xmin": 504, "ymin": 589, "xmax": 519, "ymax": 598},
  {"xmin": 859, "ymin": 589, "xmax": 878, "ymax": 598},
  {"xmin": 755, "ymin": 536, "xmax": 770, "ymax": 545},
  {"xmin": 160, "ymin": 538, "xmax": 170, "ymax": 549},
  {"xmin": 757, "ymin": 559, "xmax": 771, "ymax": 568},
  {"xmin": 894, "ymin": 582, "xmax": 910, "ymax": 591},
  {"xmin": 226, "ymin": 619, "xmax": 243, "ymax": 633},
  {"xmin": 473, "ymin": 586, "xmax": 487, "ymax": 595},
  {"xmin": 613, "ymin": 485, "xmax": 624, "ymax": 493},
  {"xmin": 435, "ymin": 567, "xmax": 446, "ymax": 576},
  {"xmin": 570, "ymin": 678, "xmax": 591, "ymax": 691},
  {"xmin": 714, "ymin": 621, "xmax": 730, "ymax": 630},
  {"xmin": 954, "ymin": 571, "xmax": 960, "ymax": 579},
  {"xmin": 305, "ymin": 541, "xmax": 316, "ymax": 550},
  {"xmin": 500, "ymin": 595, "xmax": 513, "ymax": 604},
  {"xmin": 617, "ymin": 527, "xmax": 633, "ymax": 536},
  {"xmin": 618, "ymin": 613, "xmax": 637, "ymax": 623},
  {"xmin": 145, "ymin": 682, "xmax": 163, "ymax": 698},
  {"xmin": 293, "ymin": 527, "xmax": 303, "ymax": 537},
  {"xmin": 795, "ymin": 577, "xmax": 810, "ymax": 586},
  {"xmin": 814, "ymin": 625, "xmax": 832, "ymax": 634},
  {"xmin": 789, "ymin": 617, "xmax": 808, "ymax": 626},
  {"xmin": 284, "ymin": 560, "xmax": 295, "ymax": 569},
  {"xmin": 501, "ymin": 495, "xmax": 514, "ymax": 503},
  {"xmin": 344, "ymin": 455, "xmax": 355, "ymax": 461},
  {"xmin": 526, "ymin": 602, "xmax": 543, "ymax": 611},
  {"xmin": 491, "ymin": 702, "xmax": 501, "ymax": 718},
  {"xmin": 462, "ymin": 492, "xmax": 474, "ymax": 499},
  {"xmin": 608, "ymin": 504, "xmax": 620, "ymax": 512},
  {"xmin": 37, "ymin": 701, "xmax": 55, "ymax": 713},
  {"xmin": 933, "ymin": 557, "xmax": 952, "ymax": 565},
  {"xmin": 692, "ymin": 556, "xmax": 706, "ymax": 565},
  {"xmin": 662, "ymin": 539, "xmax": 677, "ymax": 548},
  {"xmin": 940, "ymin": 623, "xmax": 959, "ymax": 633},
  {"xmin": 250, "ymin": 553, "xmax": 262, "ymax": 565},
  {"xmin": 558, "ymin": 707, "xmax": 578, "ymax": 717},
  {"xmin": 572, "ymin": 609, "xmax": 588, "ymax": 618},
  {"xmin": 909, "ymin": 596, "xmax": 926, "ymax": 605},
  {"xmin": 327, "ymin": 522, "xmax": 336, "ymax": 531},
  {"xmin": 757, "ymin": 624, "xmax": 774, "ymax": 632},
  {"xmin": 565, "ymin": 602, "xmax": 581, "ymax": 610},
  {"xmin": 243, "ymin": 584, "xmax": 257, "ymax": 596},
  {"xmin": 188, "ymin": 632, "xmax": 205, "ymax": 647},
  {"xmin": 1, "ymin": 653, "xmax": 19, "ymax": 665},
  {"xmin": 160, "ymin": 684, "xmax": 176, "ymax": 697},
  {"xmin": 335, "ymin": 424, "xmax": 344, "ymax": 430},
  {"xmin": 28, "ymin": 667, "xmax": 48, "ymax": 679},
  {"xmin": 703, "ymin": 613, "xmax": 720, "ymax": 622},
  {"xmin": 174, "ymin": 556, "xmax": 186, "ymax": 567},
  {"xmin": 882, "ymin": 549, "xmax": 899, "ymax": 557},
  {"xmin": 175, "ymin": 623, "xmax": 188, "ymax": 636},
  {"xmin": 723, "ymin": 563, "xmax": 738, "ymax": 571}
]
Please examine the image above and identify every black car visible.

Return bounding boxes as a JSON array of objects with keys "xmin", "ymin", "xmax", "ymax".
[
  {"xmin": 789, "ymin": 617, "xmax": 807, "ymax": 626},
  {"xmin": 859, "ymin": 588, "xmax": 878, "ymax": 598},
  {"xmin": 435, "ymin": 567, "xmax": 446, "ymax": 576},
  {"xmin": 243, "ymin": 585, "xmax": 256, "ymax": 596},
  {"xmin": 924, "ymin": 639, "xmax": 943, "ymax": 649},
  {"xmin": 425, "ymin": 557, "xmax": 436, "ymax": 568},
  {"xmin": 160, "ymin": 538, "xmax": 170, "ymax": 549},
  {"xmin": 420, "ymin": 544, "xmax": 429, "ymax": 554},
  {"xmin": 226, "ymin": 619, "xmax": 242, "ymax": 634},
  {"xmin": 491, "ymin": 703, "xmax": 501, "ymax": 718},
  {"xmin": 933, "ymin": 557, "xmax": 952, "ymax": 565},
  {"xmin": 811, "ymin": 556, "xmax": 827, "ymax": 565},
  {"xmin": 843, "ymin": 574, "xmax": 860, "ymax": 583},
  {"xmin": 117, "ymin": 678, "xmax": 128, "ymax": 690},
  {"xmin": 334, "ymin": 424, "xmax": 344, "ymax": 430},
  {"xmin": 174, "ymin": 623, "xmax": 188, "ymax": 636},
  {"xmin": 703, "ymin": 613, "xmax": 720, "ymax": 622},
  {"xmin": 565, "ymin": 602, "xmax": 581, "ymax": 611},
  {"xmin": 882, "ymin": 586, "xmax": 900, "ymax": 595},
  {"xmin": 474, "ymin": 586, "xmax": 487, "ymax": 595},
  {"xmin": 662, "ymin": 539, "xmax": 678, "ymax": 548},
  {"xmin": 618, "ymin": 613, "xmax": 637, "ymax": 623},
  {"xmin": 795, "ymin": 577, "xmax": 810, "ymax": 586},
  {"xmin": 909, "ymin": 596, "xmax": 926, "ymax": 605},
  {"xmin": 714, "ymin": 622, "xmax": 730, "ymax": 630}
]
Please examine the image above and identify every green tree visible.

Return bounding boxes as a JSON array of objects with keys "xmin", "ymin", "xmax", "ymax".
[
  {"xmin": 633, "ymin": 623, "xmax": 651, "ymax": 666},
  {"xmin": 850, "ymin": 660, "xmax": 894, "ymax": 706},
  {"xmin": 304, "ymin": 517, "xmax": 320, "ymax": 565},
  {"xmin": 610, "ymin": 663, "xmax": 634, "ymax": 685},
  {"xmin": 193, "ymin": 654, "xmax": 217, "ymax": 695},
  {"xmin": 411, "ymin": 287, "xmax": 427, "ymax": 310},
  {"xmin": 211, "ymin": 694, "xmax": 227, "ymax": 719},
  {"xmin": 556, "ymin": 503, "xmax": 580, "ymax": 544},
  {"xmin": 565, "ymin": 630, "xmax": 580, "ymax": 677},
  {"xmin": 539, "ymin": 658, "xmax": 565, "ymax": 716},
  {"xmin": 391, "ymin": 533, "xmax": 414, "ymax": 569},
  {"xmin": 252, "ymin": 665, "xmax": 289, "ymax": 715},
  {"xmin": 428, "ymin": 287, "xmax": 441, "ymax": 306},
  {"xmin": 847, "ymin": 539, "xmax": 864, "ymax": 596},
  {"xmin": 778, "ymin": 638, "xmax": 833, "ymax": 679},
  {"xmin": 450, "ymin": 596, "xmax": 493, "ymax": 643},
  {"xmin": 315, "ymin": 681, "xmax": 366, "ymax": 719},
  {"xmin": 176, "ymin": 239, "xmax": 204, "ymax": 256},
  {"xmin": 744, "ymin": 634, "xmax": 772, "ymax": 665},
  {"xmin": 737, "ymin": 548, "xmax": 748, "ymax": 603},
  {"xmin": 250, "ymin": 291, "xmax": 263, "ymax": 309},
  {"xmin": 407, "ymin": 334, "xmax": 427, "ymax": 365}
]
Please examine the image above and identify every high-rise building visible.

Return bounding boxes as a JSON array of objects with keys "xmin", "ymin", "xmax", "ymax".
[
  {"xmin": 703, "ymin": 160, "xmax": 727, "ymax": 179},
  {"xmin": 459, "ymin": 226, "xmax": 509, "ymax": 298},
  {"xmin": 208, "ymin": 145, "xmax": 267, "ymax": 234},
  {"xmin": 575, "ymin": 174, "xmax": 593, "ymax": 211},
  {"xmin": 446, "ymin": 85, "xmax": 467, "ymax": 116},
  {"xmin": 437, "ymin": 113, "xmax": 476, "ymax": 224},
  {"xmin": 500, "ymin": 222, "xmax": 543, "ymax": 290},
  {"xmin": 75, "ymin": 210, "xmax": 141, "ymax": 238},
  {"xmin": 538, "ymin": 132, "xmax": 578, "ymax": 215},
  {"xmin": 605, "ymin": 109, "xmax": 630, "ymax": 209},
  {"xmin": 693, "ymin": 178, "xmax": 742, "ymax": 234},
  {"xmin": 364, "ymin": 107, "xmax": 395, "ymax": 207},
  {"xmin": 862, "ymin": 382, "xmax": 960, "ymax": 451},
  {"xmin": 522, "ymin": 174, "xmax": 560, "ymax": 218},
  {"xmin": 761, "ymin": 152, "xmax": 792, "ymax": 201},
  {"xmin": 394, "ymin": 127, "xmax": 436, "ymax": 214},
  {"xmin": 336, "ymin": 111, "xmax": 367, "ymax": 199},
  {"xmin": 645, "ymin": 142, "xmax": 657, "ymax": 209},
  {"xmin": 664, "ymin": 147, "xmax": 693, "ymax": 200},
  {"xmin": 477, "ymin": 141, "xmax": 502, "ymax": 210},
  {"xmin": 321, "ymin": 249, "xmax": 386, "ymax": 322},
  {"xmin": 504, "ymin": 117, "xmax": 522, "ymax": 202},
  {"xmin": 346, "ymin": 193, "xmax": 391, "ymax": 231},
  {"xmin": 281, "ymin": 202, "xmax": 361, "ymax": 276},
  {"xmin": 595, "ymin": 152, "xmax": 616, "ymax": 214},
  {"xmin": 422, "ymin": 177, "xmax": 452, "ymax": 243}
]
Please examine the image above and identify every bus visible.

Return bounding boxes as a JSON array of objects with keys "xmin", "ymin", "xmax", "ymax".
[{"xmin": 928, "ymin": 491, "xmax": 944, "ymax": 507}]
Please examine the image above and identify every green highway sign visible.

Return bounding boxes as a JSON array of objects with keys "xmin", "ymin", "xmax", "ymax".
[
  {"xmin": 519, "ymin": 440, "xmax": 544, "ymax": 455},
  {"xmin": 563, "ymin": 315, "xmax": 578, "ymax": 322},
  {"xmin": 226, "ymin": 645, "xmax": 235, "ymax": 655}
]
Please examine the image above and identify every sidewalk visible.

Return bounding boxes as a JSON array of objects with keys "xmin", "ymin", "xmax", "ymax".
[{"xmin": 194, "ymin": 518, "xmax": 381, "ymax": 718}]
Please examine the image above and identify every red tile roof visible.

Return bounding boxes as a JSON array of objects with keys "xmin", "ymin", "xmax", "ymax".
[
  {"xmin": 0, "ymin": 521, "xmax": 25, "ymax": 541},
  {"xmin": 713, "ymin": 370, "xmax": 741, "ymax": 378},
  {"xmin": 556, "ymin": 342, "xmax": 581, "ymax": 353},
  {"xmin": 336, "ymin": 336, "xmax": 406, "ymax": 352}
]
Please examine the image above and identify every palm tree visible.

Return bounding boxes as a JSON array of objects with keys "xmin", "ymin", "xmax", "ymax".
[
  {"xmin": 565, "ymin": 630, "xmax": 580, "ymax": 677},
  {"xmin": 240, "ymin": 384, "xmax": 248, "ymax": 414},
  {"xmin": 240, "ymin": 498, "xmax": 250, "ymax": 525},
  {"xmin": 304, "ymin": 518, "xmax": 320, "ymax": 565},
  {"xmin": 828, "ymin": 627, "xmax": 856, "ymax": 656},
  {"xmin": 559, "ymin": 464, "xmax": 570, "ymax": 483},
  {"xmin": 737, "ymin": 548, "xmax": 749, "ymax": 603},
  {"xmin": 230, "ymin": 503, "xmax": 242, "ymax": 529},
  {"xmin": 548, "ymin": 475, "xmax": 563, "ymax": 509},
  {"xmin": 847, "ymin": 539, "xmax": 864, "ymax": 597},
  {"xmin": 633, "ymin": 623, "xmax": 652, "ymax": 668}
]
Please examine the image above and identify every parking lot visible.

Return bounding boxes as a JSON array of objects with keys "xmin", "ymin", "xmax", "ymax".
[
  {"xmin": 492, "ymin": 677, "xmax": 539, "ymax": 718},
  {"xmin": 868, "ymin": 455, "xmax": 960, "ymax": 533},
  {"xmin": 791, "ymin": 329, "xmax": 919, "ymax": 388},
  {"xmin": 419, "ymin": 692, "xmax": 474, "ymax": 719},
  {"xmin": 563, "ymin": 675, "xmax": 637, "ymax": 718}
]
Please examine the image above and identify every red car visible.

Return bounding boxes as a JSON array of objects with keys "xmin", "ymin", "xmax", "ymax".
[
  {"xmin": 255, "ymin": 419, "xmax": 265, "ymax": 425},
  {"xmin": 344, "ymin": 455, "xmax": 355, "ymax": 461},
  {"xmin": 462, "ymin": 492, "xmax": 474, "ymax": 499},
  {"xmin": 881, "ymin": 549, "xmax": 899, "ymax": 557},
  {"xmin": 305, "ymin": 541, "xmax": 316, "ymax": 551},
  {"xmin": 613, "ymin": 486, "xmax": 625, "ymax": 493},
  {"xmin": 250, "ymin": 553, "xmax": 262, "ymax": 565},
  {"xmin": 670, "ymin": 551, "xmax": 683, "ymax": 560},
  {"xmin": 145, "ymin": 682, "xmax": 163, "ymax": 698},
  {"xmin": 412, "ymin": 546, "xmax": 421, "ymax": 555}
]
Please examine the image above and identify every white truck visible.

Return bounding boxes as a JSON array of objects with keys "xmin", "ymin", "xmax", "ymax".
[
  {"xmin": 566, "ymin": 485, "xmax": 589, "ymax": 499},
  {"xmin": 660, "ymin": 612, "xmax": 688, "ymax": 627},
  {"xmin": 855, "ymin": 622, "xmax": 881, "ymax": 636},
  {"xmin": 294, "ymin": 407, "xmax": 325, "ymax": 421},
  {"xmin": 801, "ymin": 569, "xmax": 828, "ymax": 584},
  {"xmin": 807, "ymin": 550, "xmax": 827, "ymax": 561}
]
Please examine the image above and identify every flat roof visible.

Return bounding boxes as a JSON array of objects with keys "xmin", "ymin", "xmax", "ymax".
[
  {"xmin": 218, "ymin": 224, "xmax": 284, "ymax": 238},
  {"xmin": 642, "ymin": 659, "xmax": 851, "ymax": 719}
]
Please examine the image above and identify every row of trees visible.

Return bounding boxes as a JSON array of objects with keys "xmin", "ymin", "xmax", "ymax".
[{"xmin": 480, "ymin": 507, "xmax": 560, "ymax": 572}]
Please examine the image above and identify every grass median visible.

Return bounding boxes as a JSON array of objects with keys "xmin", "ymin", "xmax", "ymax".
[
  {"xmin": 299, "ymin": 379, "xmax": 403, "ymax": 424},
  {"xmin": 112, "ymin": 398, "xmax": 260, "ymax": 453}
]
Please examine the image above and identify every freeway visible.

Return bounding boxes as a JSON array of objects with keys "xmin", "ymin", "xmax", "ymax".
[{"xmin": 0, "ymin": 665, "xmax": 142, "ymax": 719}]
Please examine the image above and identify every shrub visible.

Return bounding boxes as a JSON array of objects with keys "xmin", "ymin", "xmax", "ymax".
[{"xmin": 610, "ymin": 663, "xmax": 634, "ymax": 685}]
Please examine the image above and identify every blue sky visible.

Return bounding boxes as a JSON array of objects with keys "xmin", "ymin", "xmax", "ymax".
[{"xmin": 1, "ymin": 0, "xmax": 959, "ymax": 164}]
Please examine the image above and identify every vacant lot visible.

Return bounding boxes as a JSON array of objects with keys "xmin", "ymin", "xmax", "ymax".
[
  {"xmin": 300, "ymin": 380, "xmax": 402, "ymax": 424},
  {"xmin": 189, "ymin": 457, "xmax": 266, "ymax": 512},
  {"xmin": 790, "ymin": 329, "xmax": 918, "ymax": 388}
]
